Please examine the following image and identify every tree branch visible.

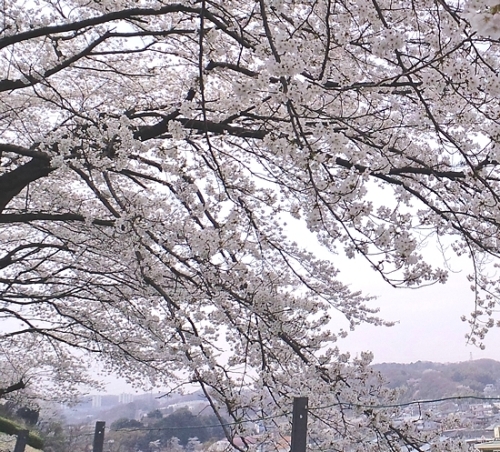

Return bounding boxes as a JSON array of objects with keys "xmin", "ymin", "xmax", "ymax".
[
  {"xmin": 0, "ymin": 158, "xmax": 52, "ymax": 213},
  {"xmin": 0, "ymin": 213, "xmax": 115, "ymax": 226},
  {"xmin": 0, "ymin": 379, "xmax": 26, "ymax": 398}
]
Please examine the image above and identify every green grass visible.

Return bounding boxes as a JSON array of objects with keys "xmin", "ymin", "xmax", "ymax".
[{"xmin": 0, "ymin": 416, "xmax": 44, "ymax": 450}]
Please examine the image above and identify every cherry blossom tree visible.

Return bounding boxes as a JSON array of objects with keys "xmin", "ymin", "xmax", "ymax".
[
  {"xmin": 0, "ymin": 0, "xmax": 498, "ymax": 449},
  {"xmin": 0, "ymin": 337, "xmax": 100, "ymax": 406}
]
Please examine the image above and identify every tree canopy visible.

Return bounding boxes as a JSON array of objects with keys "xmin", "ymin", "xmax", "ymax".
[
  {"xmin": 1, "ymin": 0, "xmax": 499, "ymax": 450},
  {"xmin": 131, "ymin": 408, "xmax": 224, "ymax": 446}
]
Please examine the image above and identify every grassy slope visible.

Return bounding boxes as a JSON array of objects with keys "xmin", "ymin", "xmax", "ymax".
[{"xmin": 0, "ymin": 432, "xmax": 42, "ymax": 451}]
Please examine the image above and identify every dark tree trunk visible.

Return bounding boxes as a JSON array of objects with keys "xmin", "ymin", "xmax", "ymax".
[{"xmin": 0, "ymin": 158, "xmax": 52, "ymax": 213}]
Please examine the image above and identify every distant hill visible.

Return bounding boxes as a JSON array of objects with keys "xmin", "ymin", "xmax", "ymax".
[{"xmin": 373, "ymin": 359, "xmax": 500, "ymax": 401}]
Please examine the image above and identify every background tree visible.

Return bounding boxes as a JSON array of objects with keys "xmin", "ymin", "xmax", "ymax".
[
  {"xmin": 1, "ymin": 0, "xmax": 499, "ymax": 450},
  {"xmin": 186, "ymin": 437, "xmax": 202, "ymax": 452},
  {"xmin": 111, "ymin": 419, "xmax": 144, "ymax": 431},
  {"xmin": 119, "ymin": 408, "xmax": 226, "ymax": 449},
  {"xmin": 0, "ymin": 338, "xmax": 100, "ymax": 406},
  {"xmin": 166, "ymin": 436, "xmax": 185, "ymax": 452},
  {"xmin": 146, "ymin": 410, "xmax": 163, "ymax": 421},
  {"xmin": 39, "ymin": 421, "xmax": 68, "ymax": 452},
  {"xmin": 108, "ymin": 419, "xmax": 147, "ymax": 452}
]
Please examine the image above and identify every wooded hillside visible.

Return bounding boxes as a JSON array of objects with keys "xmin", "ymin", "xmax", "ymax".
[{"xmin": 374, "ymin": 359, "xmax": 500, "ymax": 401}]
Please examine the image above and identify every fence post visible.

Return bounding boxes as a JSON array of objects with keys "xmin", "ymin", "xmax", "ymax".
[
  {"xmin": 290, "ymin": 397, "xmax": 308, "ymax": 452},
  {"xmin": 93, "ymin": 421, "xmax": 106, "ymax": 452},
  {"xmin": 13, "ymin": 429, "xmax": 29, "ymax": 452}
]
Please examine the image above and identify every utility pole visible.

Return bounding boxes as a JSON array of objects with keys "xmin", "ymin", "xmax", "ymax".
[
  {"xmin": 290, "ymin": 397, "xmax": 308, "ymax": 452},
  {"xmin": 93, "ymin": 421, "xmax": 106, "ymax": 452},
  {"xmin": 13, "ymin": 429, "xmax": 29, "ymax": 452}
]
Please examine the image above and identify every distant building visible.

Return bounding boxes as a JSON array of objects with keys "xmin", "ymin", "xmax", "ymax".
[
  {"xmin": 476, "ymin": 441, "xmax": 500, "ymax": 451},
  {"xmin": 91, "ymin": 395, "xmax": 102, "ymax": 408},
  {"xmin": 168, "ymin": 400, "xmax": 208, "ymax": 414},
  {"xmin": 118, "ymin": 393, "xmax": 134, "ymax": 404},
  {"xmin": 475, "ymin": 426, "xmax": 500, "ymax": 451}
]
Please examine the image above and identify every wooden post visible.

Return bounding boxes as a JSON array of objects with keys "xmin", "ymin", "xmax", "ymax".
[
  {"xmin": 93, "ymin": 421, "xmax": 106, "ymax": 452},
  {"xmin": 13, "ymin": 429, "xmax": 29, "ymax": 452},
  {"xmin": 290, "ymin": 397, "xmax": 308, "ymax": 452}
]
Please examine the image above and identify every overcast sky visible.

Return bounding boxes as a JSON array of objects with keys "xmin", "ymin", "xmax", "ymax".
[
  {"xmin": 336, "ymin": 255, "xmax": 500, "ymax": 364},
  {"xmin": 284, "ymin": 211, "xmax": 500, "ymax": 366}
]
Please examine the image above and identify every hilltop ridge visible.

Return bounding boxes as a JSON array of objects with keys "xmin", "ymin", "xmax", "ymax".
[{"xmin": 373, "ymin": 358, "xmax": 500, "ymax": 402}]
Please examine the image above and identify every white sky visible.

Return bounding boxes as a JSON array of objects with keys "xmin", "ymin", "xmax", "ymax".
[
  {"xmin": 336, "ymin": 255, "xmax": 500, "ymax": 364},
  {"xmin": 283, "ymin": 208, "xmax": 500, "ymax": 365}
]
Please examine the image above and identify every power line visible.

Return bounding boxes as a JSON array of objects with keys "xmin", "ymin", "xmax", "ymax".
[
  {"xmin": 113, "ymin": 395, "xmax": 500, "ymax": 433},
  {"xmin": 308, "ymin": 395, "xmax": 500, "ymax": 411},
  {"xmin": 113, "ymin": 411, "xmax": 292, "ymax": 433}
]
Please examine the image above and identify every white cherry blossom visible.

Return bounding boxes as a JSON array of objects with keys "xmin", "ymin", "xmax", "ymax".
[{"xmin": 0, "ymin": 0, "xmax": 496, "ymax": 449}]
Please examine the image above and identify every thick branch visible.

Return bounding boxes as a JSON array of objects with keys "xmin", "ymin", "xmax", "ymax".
[
  {"xmin": 0, "ymin": 243, "xmax": 70, "ymax": 270},
  {"xmin": 136, "ymin": 116, "xmax": 268, "ymax": 141},
  {"xmin": 0, "ymin": 143, "xmax": 49, "ymax": 160},
  {"xmin": 333, "ymin": 156, "xmax": 467, "ymax": 180},
  {"xmin": 0, "ymin": 379, "xmax": 26, "ymax": 398},
  {"xmin": 0, "ymin": 213, "xmax": 115, "ymax": 226},
  {"xmin": 0, "ymin": 158, "xmax": 52, "ymax": 213},
  {"xmin": 0, "ymin": 5, "xmax": 252, "ymax": 50}
]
